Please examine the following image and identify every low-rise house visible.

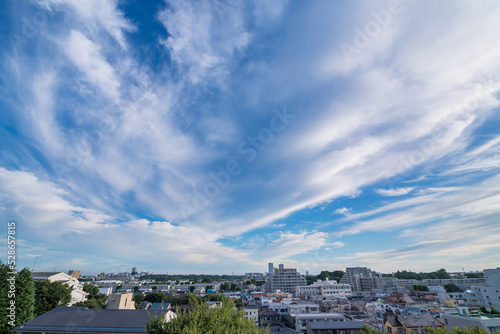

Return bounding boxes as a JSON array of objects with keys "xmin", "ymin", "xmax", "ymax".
[
  {"xmin": 288, "ymin": 303, "xmax": 321, "ymax": 315},
  {"xmin": 384, "ymin": 313, "xmax": 445, "ymax": 334},
  {"xmin": 149, "ymin": 302, "xmax": 171, "ymax": 310},
  {"xmin": 260, "ymin": 309, "xmax": 282, "ymax": 327},
  {"xmin": 207, "ymin": 301, "xmax": 222, "ymax": 308},
  {"xmin": 291, "ymin": 313, "xmax": 344, "ymax": 333},
  {"xmin": 386, "ymin": 294, "xmax": 415, "ymax": 306},
  {"xmin": 269, "ymin": 325, "xmax": 300, "ymax": 333},
  {"xmin": 98, "ymin": 287, "xmax": 113, "ymax": 296},
  {"xmin": 441, "ymin": 312, "xmax": 500, "ymax": 333},
  {"xmin": 12, "ymin": 306, "xmax": 175, "ymax": 334},
  {"xmin": 306, "ymin": 321, "xmax": 363, "ymax": 334},
  {"xmin": 106, "ymin": 293, "xmax": 135, "ymax": 309},
  {"xmin": 242, "ymin": 305, "xmax": 259, "ymax": 325},
  {"xmin": 31, "ymin": 272, "xmax": 88, "ymax": 306}
]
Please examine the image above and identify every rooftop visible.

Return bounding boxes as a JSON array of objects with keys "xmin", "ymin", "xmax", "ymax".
[
  {"xmin": 13, "ymin": 307, "xmax": 168, "ymax": 333},
  {"xmin": 308, "ymin": 321, "xmax": 364, "ymax": 330}
]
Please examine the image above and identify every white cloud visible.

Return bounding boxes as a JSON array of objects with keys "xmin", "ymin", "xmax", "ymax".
[
  {"xmin": 37, "ymin": 0, "xmax": 135, "ymax": 48},
  {"xmin": 158, "ymin": 0, "xmax": 251, "ymax": 84},
  {"xmin": 64, "ymin": 30, "xmax": 121, "ymax": 102},
  {"xmin": 375, "ymin": 187, "xmax": 413, "ymax": 196},
  {"xmin": 335, "ymin": 207, "xmax": 352, "ymax": 216},
  {"xmin": 338, "ymin": 175, "xmax": 500, "ymax": 237},
  {"xmin": 3, "ymin": 0, "xmax": 500, "ymax": 273}
]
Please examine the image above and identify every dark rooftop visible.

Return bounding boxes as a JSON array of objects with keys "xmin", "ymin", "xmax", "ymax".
[
  {"xmin": 13, "ymin": 307, "xmax": 167, "ymax": 333},
  {"xmin": 308, "ymin": 321, "xmax": 364, "ymax": 330}
]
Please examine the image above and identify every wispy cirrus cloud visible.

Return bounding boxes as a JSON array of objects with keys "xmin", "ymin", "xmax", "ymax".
[
  {"xmin": 2, "ymin": 0, "xmax": 500, "ymax": 274},
  {"xmin": 375, "ymin": 187, "xmax": 413, "ymax": 197}
]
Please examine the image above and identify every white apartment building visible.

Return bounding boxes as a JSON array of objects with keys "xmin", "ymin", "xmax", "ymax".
[
  {"xmin": 242, "ymin": 306, "xmax": 259, "ymax": 325},
  {"xmin": 269, "ymin": 299, "xmax": 296, "ymax": 315},
  {"xmin": 467, "ymin": 268, "xmax": 500, "ymax": 310},
  {"xmin": 288, "ymin": 303, "xmax": 320, "ymax": 315},
  {"xmin": 296, "ymin": 278, "xmax": 352, "ymax": 300},
  {"xmin": 266, "ymin": 268, "xmax": 307, "ymax": 295},
  {"xmin": 340, "ymin": 267, "xmax": 381, "ymax": 292}
]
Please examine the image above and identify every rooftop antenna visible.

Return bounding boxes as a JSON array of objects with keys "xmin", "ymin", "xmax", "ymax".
[{"xmin": 31, "ymin": 251, "xmax": 40, "ymax": 272}]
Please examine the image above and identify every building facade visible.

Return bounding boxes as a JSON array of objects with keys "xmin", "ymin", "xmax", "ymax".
[
  {"xmin": 266, "ymin": 268, "xmax": 307, "ymax": 295},
  {"xmin": 296, "ymin": 278, "xmax": 352, "ymax": 300},
  {"xmin": 340, "ymin": 267, "xmax": 381, "ymax": 292}
]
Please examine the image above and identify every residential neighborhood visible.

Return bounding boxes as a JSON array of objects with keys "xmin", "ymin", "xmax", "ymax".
[{"xmin": 6, "ymin": 265, "xmax": 500, "ymax": 333}]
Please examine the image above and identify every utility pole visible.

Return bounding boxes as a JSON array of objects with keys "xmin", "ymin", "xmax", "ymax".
[{"xmin": 31, "ymin": 250, "xmax": 40, "ymax": 272}]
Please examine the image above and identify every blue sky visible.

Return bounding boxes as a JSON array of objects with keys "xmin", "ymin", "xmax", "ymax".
[{"xmin": 1, "ymin": 0, "xmax": 500, "ymax": 275}]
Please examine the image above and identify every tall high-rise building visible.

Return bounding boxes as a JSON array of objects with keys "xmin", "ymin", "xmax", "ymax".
[
  {"xmin": 268, "ymin": 263, "xmax": 274, "ymax": 274},
  {"xmin": 278, "ymin": 264, "xmax": 284, "ymax": 269},
  {"xmin": 340, "ymin": 266, "xmax": 381, "ymax": 292},
  {"xmin": 266, "ymin": 267, "xmax": 306, "ymax": 295},
  {"xmin": 131, "ymin": 267, "xmax": 138, "ymax": 275}
]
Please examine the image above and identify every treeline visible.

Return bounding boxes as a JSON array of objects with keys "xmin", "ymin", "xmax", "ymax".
[
  {"xmin": 383, "ymin": 268, "xmax": 451, "ymax": 280},
  {"xmin": 134, "ymin": 292, "xmax": 243, "ymax": 309},
  {"xmin": 306, "ymin": 270, "xmax": 345, "ymax": 285},
  {"xmin": 139, "ymin": 274, "xmax": 242, "ymax": 283}
]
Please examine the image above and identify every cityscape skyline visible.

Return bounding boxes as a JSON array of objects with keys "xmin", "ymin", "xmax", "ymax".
[{"xmin": 1, "ymin": 0, "xmax": 500, "ymax": 274}]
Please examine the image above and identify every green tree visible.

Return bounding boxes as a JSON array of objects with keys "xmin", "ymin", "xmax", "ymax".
[
  {"xmin": 146, "ymin": 295, "xmax": 269, "ymax": 334},
  {"xmin": 144, "ymin": 291, "xmax": 167, "ymax": 303},
  {"xmin": 189, "ymin": 286, "xmax": 196, "ymax": 293},
  {"xmin": 465, "ymin": 273, "xmax": 483, "ymax": 278},
  {"xmin": 201, "ymin": 278, "xmax": 212, "ymax": 283},
  {"xmin": 480, "ymin": 306, "xmax": 499, "ymax": 314},
  {"xmin": 203, "ymin": 294, "xmax": 224, "ymax": 302},
  {"xmin": 0, "ymin": 261, "xmax": 11, "ymax": 334},
  {"xmin": 361, "ymin": 324, "xmax": 382, "ymax": 334},
  {"xmin": 1, "ymin": 262, "xmax": 36, "ymax": 333},
  {"xmin": 427, "ymin": 327, "xmax": 489, "ymax": 334},
  {"xmin": 15, "ymin": 268, "xmax": 36, "ymax": 324},
  {"xmin": 0, "ymin": 260, "xmax": 35, "ymax": 333},
  {"xmin": 413, "ymin": 284, "xmax": 429, "ymax": 291},
  {"xmin": 220, "ymin": 282, "xmax": 229, "ymax": 292},
  {"xmin": 74, "ymin": 284, "xmax": 107, "ymax": 309},
  {"xmin": 434, "ymin": 269, "xmax": 451, "ymax": 279},
  {"xmin": 34, "ymin": 280, "xmax": 72, "ymax": 316},
  {"xmin": 74, "ymin": 298, "xmax": 105, "ymax": 309},
  {"xmin": 444, "ymin": 283, "xmax": 460, "ymax": 293},
  {"xmin": 306, "ymin": 270, "xmax": 345, "ymax": 285},
  {"xmin": 133, "ymin": 294, "xmax": 145, "ymax": 309}
]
